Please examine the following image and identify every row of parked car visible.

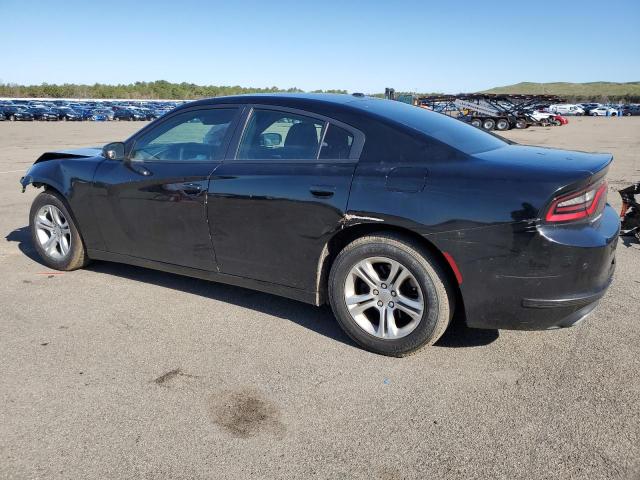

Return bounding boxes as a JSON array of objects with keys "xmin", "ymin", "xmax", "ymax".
[
  {"xmin": 543, "ymin": 103, "xmax": 640, "ymax": 116},
  {"xmin": 0, "ymin": 99, "xmax": 185, "ymax": 122}
]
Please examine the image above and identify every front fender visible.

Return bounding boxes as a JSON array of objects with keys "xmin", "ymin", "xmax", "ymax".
[
  {"xmin": 20, "ymin": 161, "xmax": 67, "ymax": 195},
  {"xmin": 20, "ymin": 156, "xmax": 106, "ymax": 251}
]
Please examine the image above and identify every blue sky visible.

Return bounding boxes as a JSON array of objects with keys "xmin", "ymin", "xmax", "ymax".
[{"xmin": 2, "ymin": 0, "xmax": 639, "ymax": 93}]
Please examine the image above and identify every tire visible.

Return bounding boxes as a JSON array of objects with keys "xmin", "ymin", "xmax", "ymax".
[
  {"xmin": 625, "ymin": 112, "xmax": 632, "ymax": 116},
  {"xmin": 515, "ymin": 118, "xmax": 528, "ymax": 129},
  {"xmin": 62, "ymin": 116, "xmax": 67, "ymax": 121},
  {"xmin": 495, "ymin": 118, "xmax": 510, "ymax": 131},
  {"xmin": 9, "ymin": 114, "xmax": 15, "ymax": 121},
  {"xmin": 328, "ymin": 233, "xmax": 453, "ymax": 357},
  {"xmin": 29, "ymin": 191, "xmax": 89, "ymax": 271},
  {"xmin": 482, "ymin": 118, "xmax": 495, "ymax": 130},
  {"xmin": 470, "ymin": 118, "xmax": 482, "ymax": 128}
]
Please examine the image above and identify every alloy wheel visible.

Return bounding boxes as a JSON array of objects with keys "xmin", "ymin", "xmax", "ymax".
[
  {"xmin": 34, "ymin": 205, "xmax": 71, "ymax": 259},
  {"xmin": 344, "ymin": 257, "xmax": 424, "ymax": 339}
]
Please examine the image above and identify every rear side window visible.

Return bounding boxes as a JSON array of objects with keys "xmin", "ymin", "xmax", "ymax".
[
  {"xmin": 319, "ymin": 124, "xmax": 353, "ymax": 159},
  {"xmin": 237, "ymin": 109, "xmax": 324, "ymax": 160},
  {"xmin": 357, "ymin": 100, "xmax": 507, "ymax": 155}
]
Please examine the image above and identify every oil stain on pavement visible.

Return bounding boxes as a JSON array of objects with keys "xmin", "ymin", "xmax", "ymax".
[{"xmin": 208, "ymin": 388, "xmax": 285, "ymax": 439}]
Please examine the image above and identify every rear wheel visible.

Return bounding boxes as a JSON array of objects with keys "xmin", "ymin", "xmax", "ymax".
[
  {"xmin": 470, "ymin": 118, "xmax": 482, "ymax": 128},
  {"xmin": 29, "ymin": 191, "xmax": 89, "ymax": 271},
  {"xmin": 482, "ymin": 118, "xmax": 495, "ymax": 130},
  {"xmin": 515, "ymin": 118, "xmax": 528, "ymax": 129},
  {"xmin": 495, "ymin": 118, "xmax": 510, "ymax": 131},
  {"xmin": 328, "ymin": 234, "xmax": 453, "ymax": 356}
]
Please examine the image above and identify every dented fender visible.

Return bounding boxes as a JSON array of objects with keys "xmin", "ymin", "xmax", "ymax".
[{"xmin": 20, "ymin": 161, "xmax": 68, "ymax": 195}]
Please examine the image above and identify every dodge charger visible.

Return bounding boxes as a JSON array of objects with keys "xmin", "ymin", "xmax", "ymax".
[{"xmin": 20, "ymin": 94, "xmax": 619, "ymax": 356}]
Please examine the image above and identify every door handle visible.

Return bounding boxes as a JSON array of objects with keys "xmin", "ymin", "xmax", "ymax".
[{"xmin": 309, "ymin": 185, "xmax": 336, "ymax": 198}]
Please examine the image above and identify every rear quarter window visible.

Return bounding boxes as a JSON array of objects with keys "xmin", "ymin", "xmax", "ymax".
[{"xmin": 358, "ymin": 100, "xmax": 507, "ymax": 155}]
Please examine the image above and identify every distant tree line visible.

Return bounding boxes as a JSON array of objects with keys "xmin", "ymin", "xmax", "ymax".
[
  {"xmin": 1, "ymin": 81, "xmax": 637, "ymax": 102},
  {"xmin": 0, "ymin": 81, "xmax": 348, "ymax": 99}
]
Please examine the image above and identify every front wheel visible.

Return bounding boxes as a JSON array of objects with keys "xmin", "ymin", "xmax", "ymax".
[
  {"xmin": 328, "ymin": 234, "xmax": 453, "ymax": 356},
  {"xmin": 29, "ymin": 191, "xmax": 89, "ymax": 271}
]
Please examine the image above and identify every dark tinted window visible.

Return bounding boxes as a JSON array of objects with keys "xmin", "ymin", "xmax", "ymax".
[
  {"xmin": 319, "ymin": 124, "xmax": 353, "ymax": 159},
  {"xmin": 237, "ymin": 109, "xmax": 324, "ymax": 160},
  {"xmin": 131, "ymin": 108, "xmax": 237, "ymax": 162},
  {"xmin": 356, "ymin": 100, "xmax": 507, "ymax": 155}
]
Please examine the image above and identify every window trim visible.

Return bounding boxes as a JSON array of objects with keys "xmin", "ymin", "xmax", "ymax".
[
  {"xmin": 126, "ymin": 105, "xmax": 243, "ymax": 164},
  {"xmin": 229, "ymin": 104, "xmax": 365, "ymax": 164}
]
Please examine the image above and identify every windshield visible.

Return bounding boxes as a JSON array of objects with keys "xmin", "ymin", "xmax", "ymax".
[{"xmin": 356, "ymin": 99, "xmax": 507, "ymax": 155}]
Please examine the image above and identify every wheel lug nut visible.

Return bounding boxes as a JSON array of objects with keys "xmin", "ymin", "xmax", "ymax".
[
  {"xmin": 388, "ymin": 302, "xmax": 394, "ymax": 308},
  {"xmin": 391, "ymin": 291, "xmax": 396, "ymax": 297},
  {"xmin": 377, "ymin": 300, "xmax": 383, "ymax": 307},
  {"xmin": 381, "ymin": 283, "xmax": 387, "ymax": 289},
  {"xmin": 373, "ymin": 289, "xmax": 379, "ymax": 295}
]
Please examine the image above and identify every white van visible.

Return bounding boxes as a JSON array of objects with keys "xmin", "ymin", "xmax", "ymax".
[{"xmin": 548, "ymin": 104, "xmax": 585, "ymax": 116}]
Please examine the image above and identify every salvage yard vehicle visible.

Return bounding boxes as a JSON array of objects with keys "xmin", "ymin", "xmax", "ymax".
[
  {"xmin": 621, "ymin": 105, "xmax": 640, "ymax": 116},
  {"xmin": 548, "ymin": 104, "xmax": 585, "ymax": 115},
  {"xmin": 19, "ymin": 94, "xmax": 619, "ymax": 356},
  {"xmin": 619, "ymin": 182, "xmax": 640, "ymax": 240},
  {"xmin": 26, "ymin": 106, "xmax": 58, "ymax": 121},
  {"xmin": 1, "ymin": 105, "xmax": 34, "ymax": 121},
  {"xmin": 590, "ymin": 106, "xmax": 618, "ymax": 116},
  {"xmin": 53, "ymin": 107, "xmax": 81, "ymax": 121}
]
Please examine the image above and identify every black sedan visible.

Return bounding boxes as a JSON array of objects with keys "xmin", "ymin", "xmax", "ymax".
[
  {"xmin": 53, "ymin": 107, "xmax": 82, "ymax": 121},
  {"xmin": 113, "ymin": 108, "xmax": 147, "ymax": 121},
  {"xmin": 2, "ymin": 105, "xmax": 34, "ymax": 121},
  {"xmin": 621, "ymin": 105, "xmax": 640, "ymax": 116},
  {"xmin": 26, "ymin": 107, "xmax": 58, "ymax": 121},
  {"xmin": 19, "ymin": 94, "xmax": 618, "ymax": 356}
]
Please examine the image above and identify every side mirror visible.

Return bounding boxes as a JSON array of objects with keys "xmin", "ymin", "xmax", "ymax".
[
  {"xmin": 260, "ymin": 132, "xmax": 282, "ymax": 147},
  {"xmin": 102, "ymin": 142, "xmax": 125, "ymax": 161}
]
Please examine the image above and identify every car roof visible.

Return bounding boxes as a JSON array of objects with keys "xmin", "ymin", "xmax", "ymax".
[
  {"xmin": 180, "ymin": 93, "xmax": 443, "ymax": 129},
  {"xmin": 185, "ymin": 93, "xmax": 370, "ymax": 111}
]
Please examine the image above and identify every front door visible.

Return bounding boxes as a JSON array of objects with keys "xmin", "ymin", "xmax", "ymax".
[
  {"xmin": 208, "ymin": 107, "xmax": 363, "ymax": 292},
  {"xmin": 92, "ymin": 106, "xmax": 241, "ymax": 270}
]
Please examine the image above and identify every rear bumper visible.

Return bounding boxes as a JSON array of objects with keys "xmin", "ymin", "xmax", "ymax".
[
  {"xmin": 522, "ymin": 276, "xmax": 611, "ymax": 309},
  {"xmin": 436, "ymin": 204, "xmax": 619, "ymax": 331}
]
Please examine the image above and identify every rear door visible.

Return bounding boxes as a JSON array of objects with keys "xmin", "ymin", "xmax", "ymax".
[
  {"xmin": 92, "ymin": 106, "xmax": 241, "ymax": 270},
  {"xmin": 208, "ymin": 105, "xmax": 364, "ymax": 291}
]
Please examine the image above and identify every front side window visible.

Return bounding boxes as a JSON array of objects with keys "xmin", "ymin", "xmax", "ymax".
[
  {"xmin": 237, "ymin": 109, "xmax": 325, "ymax": 160},
  {"xmin": 131, "ymin": 108, "xmax": 237, "ymax": 162}
]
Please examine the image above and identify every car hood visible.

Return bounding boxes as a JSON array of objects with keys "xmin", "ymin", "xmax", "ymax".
[{"xmin": 34, "ymin": 147, "xmax": 103, "ymax": 163}]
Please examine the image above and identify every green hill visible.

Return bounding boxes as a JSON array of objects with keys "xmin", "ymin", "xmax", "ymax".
[{"xmin": 482, "ymin": 82, "xmax": 640, "ymax": 101}]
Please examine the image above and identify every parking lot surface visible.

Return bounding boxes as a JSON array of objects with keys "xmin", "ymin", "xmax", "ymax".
[{"xmin": 1, "ymin": 118, "xmax": 639, "ymax": 479}]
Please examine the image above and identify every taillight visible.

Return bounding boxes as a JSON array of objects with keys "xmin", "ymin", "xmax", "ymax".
[{"xmin": 545, "ymin": 181, "xmax": 607, "ymax": 222}]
